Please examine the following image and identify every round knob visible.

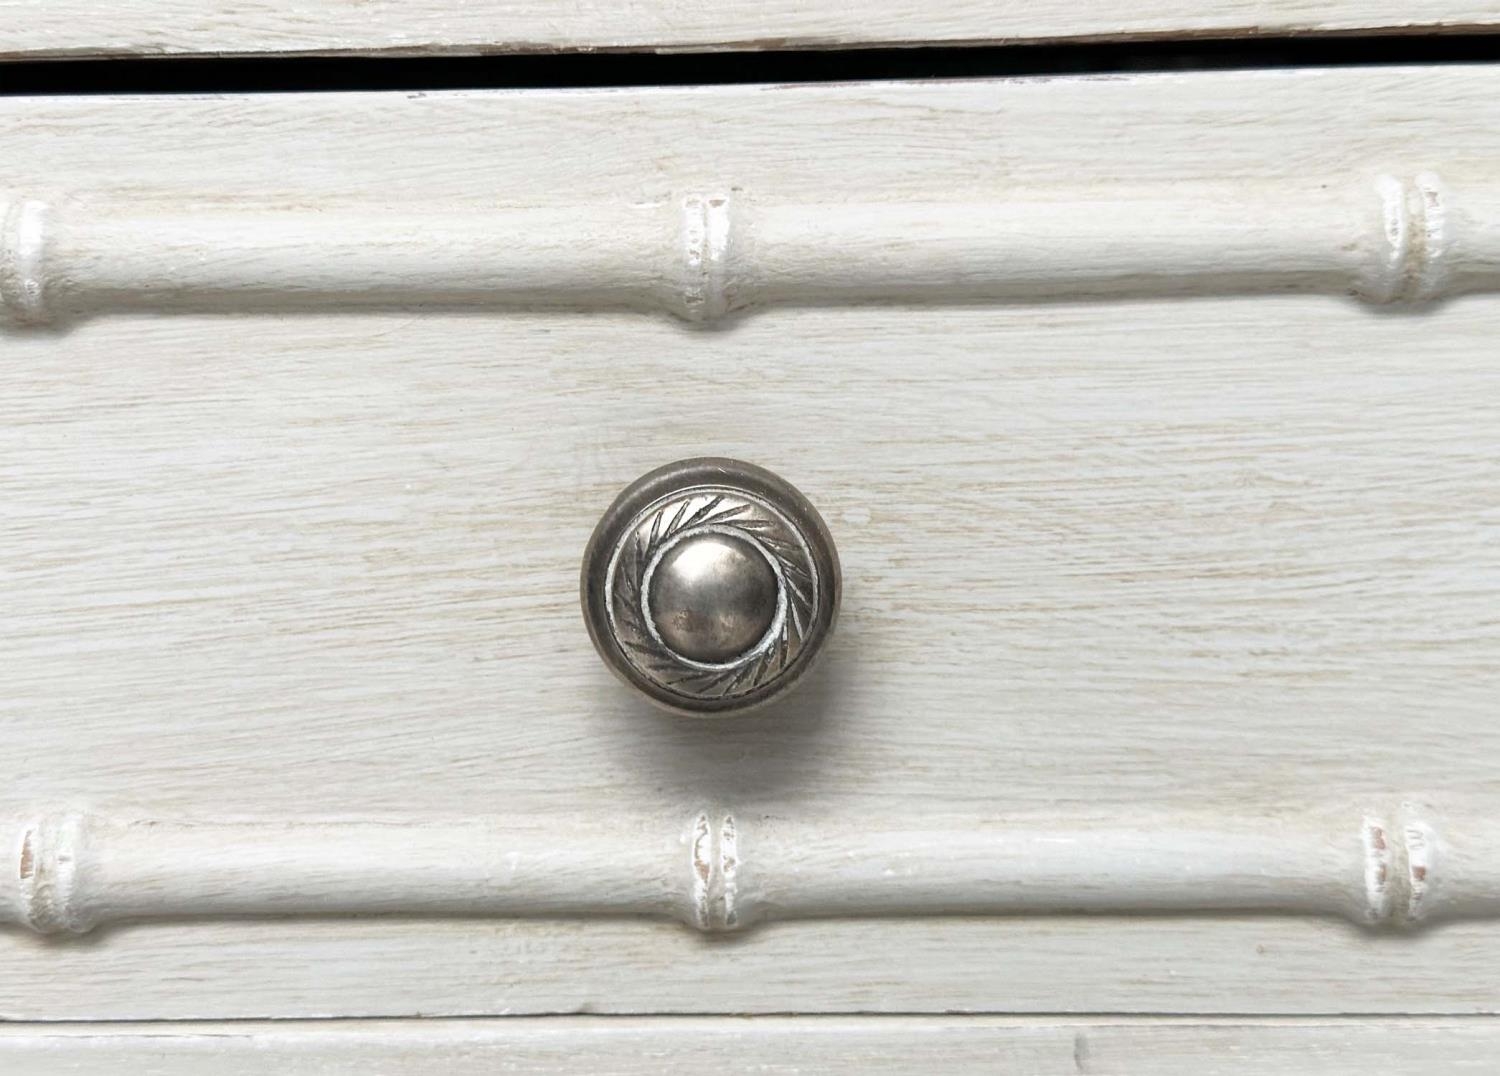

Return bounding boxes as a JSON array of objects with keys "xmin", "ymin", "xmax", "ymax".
[{"xmin": 582, "ymin": 458, "xmax": 840, "ymax": 716}]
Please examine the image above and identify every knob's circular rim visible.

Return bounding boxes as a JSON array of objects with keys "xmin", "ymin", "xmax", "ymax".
[{"xmin": 582, "ymin": 457, "xmax": 841, "ymax": 717}]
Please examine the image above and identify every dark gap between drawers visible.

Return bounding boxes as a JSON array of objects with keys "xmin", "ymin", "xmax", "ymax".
[{"xmin": 1, "ymin": 33, "xmax": 1499, "ymax": 95}]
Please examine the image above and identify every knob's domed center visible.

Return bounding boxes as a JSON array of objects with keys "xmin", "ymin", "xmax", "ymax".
[{"xmin": 647, "ymin": 532, "xmax": 778, "ymax": 663}]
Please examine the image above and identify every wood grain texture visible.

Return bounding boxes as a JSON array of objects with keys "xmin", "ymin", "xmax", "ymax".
[
  {"xmin": 14, "ymin": 918, "xmax": 1500, "ymax": 1021},
  {"xmin": 2, "ymin": 68, "xmax": 1499, "ymax": 1018},
  {"xmin": 5, "ymin": 1017, "xmax": 1500, "ymax": 1075},
  {"xmin": 2, "ymin": 0, "xmax": 1500, "ymax": 57}
]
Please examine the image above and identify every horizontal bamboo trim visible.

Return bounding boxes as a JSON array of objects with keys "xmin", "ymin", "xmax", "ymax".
[
  {"xmin": 4, "ymin": 805, "xmax": 1494, "ymax": 935},
  {"xmin": 3, "ymin": 173, "xmax": 1499, "ymax": 328}
]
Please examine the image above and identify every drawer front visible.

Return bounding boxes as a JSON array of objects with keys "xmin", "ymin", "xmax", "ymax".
[
  {"xmin": 2, "ymin": 1, "xmax": 1497, "ymax": 58},
  {"xmin": 7, "ymin": 1017, "xmax": 1500, "ymax": 1074},
  {"xmin": 2, "ymin": 67, "xmax": 1499, "ymax": 1019}
]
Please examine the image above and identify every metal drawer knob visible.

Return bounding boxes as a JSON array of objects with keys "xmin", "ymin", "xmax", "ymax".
[{"xmin": 582, "ymin": 458, "xmax": 840, "ymax": 716}]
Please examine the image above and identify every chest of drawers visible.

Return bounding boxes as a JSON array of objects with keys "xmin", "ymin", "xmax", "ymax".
[{"xmin": 3, "ymin": 6, "xmax": 1500, "ymax": 1071}]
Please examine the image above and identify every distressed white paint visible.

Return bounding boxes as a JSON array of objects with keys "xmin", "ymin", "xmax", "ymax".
[
  {"xmin": 5, "ymin": 1017, "xmax": 1500, "ymax": 1075},
  {"xmin": 4, "ymin": 173, "xmax": 1496, "ymax": 327},
  {"xmin": 4, "ymin": 805, "xmax": 1495, "ymax": 934},
  {"xmin": 16, "ymin": 917, "xmax": 1500, "ymax": 1021},
  {"xmin": 2, "ymin": 69, "xmax": 1500, "ymax": 1019},
  {"xmin": 1, "ymin": 0, "xmax": 1499, "ymax": 57}
]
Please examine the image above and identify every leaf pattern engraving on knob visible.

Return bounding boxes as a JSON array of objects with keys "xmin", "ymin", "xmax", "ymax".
[{"xmin": 606, "ymin": 488, "xmax": 819, "ymax": 701}]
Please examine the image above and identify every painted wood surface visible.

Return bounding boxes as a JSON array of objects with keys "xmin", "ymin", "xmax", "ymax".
[
  {"xmin": 2, "ymin": 68, "xmax": 1500, "ymax": 1018},
  {"xmin": 2, "ymin": 0, "xmax": 1500, "ymax": 57},
  {"xmin": 5, "ymin": 1017, "xmax": 1500, "ymax": 1075}
]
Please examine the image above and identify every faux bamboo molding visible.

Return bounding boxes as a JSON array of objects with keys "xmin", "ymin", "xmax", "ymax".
[
  {"xmin": 3, "ymin": 174, "xmax": 1498, "ymax": 329},
  {"xmin": 5, "ymin": 806, "xmax": 1494, "ymax": 936}
]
